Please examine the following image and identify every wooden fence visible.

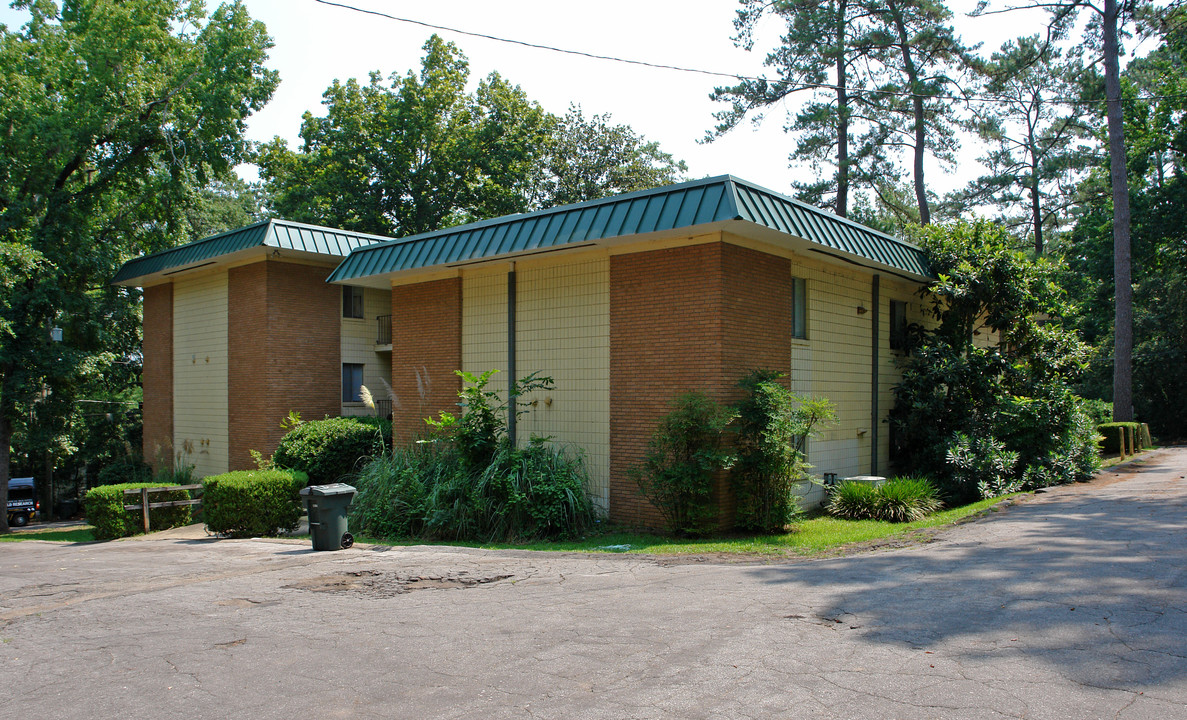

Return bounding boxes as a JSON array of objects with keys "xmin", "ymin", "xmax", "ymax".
[{"xmin": 123, "ymin": 484, "xmax": 203, "ymax": 534}]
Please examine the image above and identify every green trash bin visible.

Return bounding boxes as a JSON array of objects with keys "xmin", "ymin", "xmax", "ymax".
[{"xmin": 299, "ymin": 483, "xmax": 357, "ymax": 551}]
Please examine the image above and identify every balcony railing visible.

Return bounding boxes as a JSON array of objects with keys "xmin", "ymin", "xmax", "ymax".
[
  {"xmin": 375, "ymin": 399, "xmax": 392, "ymax": 419},
  {"xmin": 376, "ymin": 314, "xmax": 392, "ymax": 345}
]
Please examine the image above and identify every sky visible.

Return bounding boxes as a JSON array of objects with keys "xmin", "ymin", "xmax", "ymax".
[{"xmin": 1, "ymin": 0, "xmax": 1072, "ymax": 197}]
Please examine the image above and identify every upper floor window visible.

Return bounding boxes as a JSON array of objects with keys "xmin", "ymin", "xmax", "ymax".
[
  {"xmin": 343, "ymin": 285, "xmax": 364, "ymax": 319},
  {"xmin": 890, "ymin": 300, "xmax": 908, "ymax": 351}
]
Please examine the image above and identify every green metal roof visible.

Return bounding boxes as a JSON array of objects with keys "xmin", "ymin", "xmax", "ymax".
[
  {"xmin": 112, "ymin": 218, "xmax": 394, "ymax": 284},
  {"xmin": 328, "ymin": 175, "xmax": 931, "ymax": 283}
]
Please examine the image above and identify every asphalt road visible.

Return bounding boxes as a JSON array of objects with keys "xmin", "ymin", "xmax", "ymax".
[{"xmin": 2, "ymin": 448, "xmax": 1185, "ymax": 719}]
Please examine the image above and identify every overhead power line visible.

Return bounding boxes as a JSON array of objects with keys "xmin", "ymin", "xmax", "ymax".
[{"xmin": 313, "ymin": 0, "xmax": 1187, "ymax": 108}]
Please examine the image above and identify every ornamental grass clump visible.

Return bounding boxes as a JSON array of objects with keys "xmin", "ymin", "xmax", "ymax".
[{"xmin": 826, "ymin": 477, "xmax": 941, "ymax": 523}]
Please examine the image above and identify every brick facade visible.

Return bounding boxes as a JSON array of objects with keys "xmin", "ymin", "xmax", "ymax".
[
  {"xmin": 608, "ymin": 242, "xmax": 791, "ymax": 528},
  {"xmin": 228, "ymin": 260, "xmax": 340, "ymax": 470},
  {"xmin": 390, "ymin": 277, "xmax": 463, "ymax": 443},
  {"xmin": 141, "ymin": 284, "xmax": 174, "ymax": 471}
]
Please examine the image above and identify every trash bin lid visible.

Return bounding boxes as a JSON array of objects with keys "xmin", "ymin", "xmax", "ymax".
[{"xmin": 299, "ymin": 483, "xmax": 357, "ymax": 497}]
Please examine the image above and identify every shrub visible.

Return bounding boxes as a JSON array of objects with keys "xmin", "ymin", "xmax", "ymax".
[
  {"xmin": 732, "ymin": 369, "xmax": 836, "ymax": 533},
  {"xmin": 272, "ymin": 417, "xmax": 386, "ymax": 485},
  {"xmin": 84, "ymin": 483, "xmax": 193, "ymax": 540},
  {"xmin": 468, "ymin": 440, "xmax": 596, "ymax": 541},
  {"xmin": 202, "ymin": 470, "xmax": 306, "ymax": 538},
  {"xmin": 825, "ymin": 480, "xmax": 879, "ymax": 521},
  {"xmin": 425, "ymin": 369, "xmax": 554, "ymax": 469},
  {"xmin": 874, "ymin": 478, "xmax": 942, "ymax": 523},
  {"xmin": 825, "ymin": 478, "xmax": 941, "ymax": 523},
  {"xmin": 349, "ymin": 439, "xmax": 596, "ymax": 543},
  {"xmin": 945, "ymin": 433, "xmax": 1022, "ymax": 501},
  {"xmin": 630, "ymin": 392, "xmax": 736, "ymax": 536},
  {"xmin": 349, "ymin": 444, "xmax": 457, "ymax": 539},
  {"xmin": 1097, "ymin": 421, "xmax": 1142, "ymax": 454}
]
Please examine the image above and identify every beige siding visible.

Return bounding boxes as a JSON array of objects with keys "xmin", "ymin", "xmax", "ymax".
[
  {"xmin": 461, "ymin": 258, "xmax": 612, "ymax": 511},
  {"xmin": 341, "ymin": 286, "xmax": 393, "ymax": 417},
  {"xmin": 173, "ymin": 272, "xmax": 229, "ymax": 477},
  {"xmin": 461, "ymin": 269, "xmax": 510, "ymax": 402},
  {"xmin": 515, "ymin": 258, "xmax": 611, "ymax": 509}
]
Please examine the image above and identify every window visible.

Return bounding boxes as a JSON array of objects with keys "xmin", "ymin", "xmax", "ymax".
[
  {"xmin": 342, "ymin": 363, "xmax": 364, "ymax": 403},
  {"xmin": 791, "ymin": 277, "xmax": 807, "ymax": 340},
  {"xmin": 890, "ymin": 300, "xmax": 908, "ymax": 351},
  {"xmin": 342, "ymin": 285, "xmax": 364, "ymax": 319}
]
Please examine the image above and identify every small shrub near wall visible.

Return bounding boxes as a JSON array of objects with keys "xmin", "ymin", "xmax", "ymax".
[
  {"xmin": 826, "ymin": 478, "xmax": 941, "ymax": 523},
  {"xmin": 202, "ymin": 470, "xmax": 306, "ymax": 538},
  {"xmin": 629, "ymin": 392, "xmax": 737, "ymax": 536},
  {"xmin": 84, "ymin": 483, "xmax": 193, "ymax": 540},
  {"xmin": 272, "ymin": 417, "xmax": 386, "ymax": 485}
]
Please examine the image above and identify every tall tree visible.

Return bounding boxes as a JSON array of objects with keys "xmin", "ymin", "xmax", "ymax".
[
  {"xmin": 0, "ymin": 0, "xmax": 277, "ymax": 532},
  {"xmin": 710, "ymin": 0, "xmax": 967, "ymax": 223},
  {"xmin": 1061, "ymin": 10, "xmax": 1187, "ymax": 436},
  {"xmin": 709, "ymin": 0, "xmax": 876, "ymax": 217},
  {"xmin": 975, "ymin": 0, "xmax": 1146, "ymax": 420},
  {"xmin": 955, "ymin": 36, "xmax": 1096, "ymax": 252}
]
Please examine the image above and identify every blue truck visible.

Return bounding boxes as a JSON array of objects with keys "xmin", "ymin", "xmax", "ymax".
[{"xmin": 6, "ymin": 477, "xmax": 38, "ymax": 527}]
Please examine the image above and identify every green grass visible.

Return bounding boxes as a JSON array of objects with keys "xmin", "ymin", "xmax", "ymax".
[
  {"xmin": 357, "ymin": 493, "xmax": 1023, "ymax": 557},
  {"xmin": 0, "ymin": 526, "xmax": 96, "ymax": 543}
]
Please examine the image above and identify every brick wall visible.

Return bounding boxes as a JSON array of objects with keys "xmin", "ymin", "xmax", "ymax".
[
  {"xmin": 228, "ymin": 261, "xmax": 340, "ymax": 470},
  {"xmin": 608, "ymin": 242, "xmax": 791, "ymax": 529},
  {"xmin": 390, "ymin": 277, "xmax": 462, "ymax": 443},
  {"xmin": 141, "ymin": 284, "xmax": 173, "ymax": 471}
]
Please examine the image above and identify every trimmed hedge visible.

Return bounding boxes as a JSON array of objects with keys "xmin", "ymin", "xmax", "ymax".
[
  {"xmin": 1097, "ymin": 422, "xmax": 1142, "ymax": 454},
  {"xmin": 84, "ymin": 483, "xmax": 193, "ymax": 541},
  {"xmin": 202, "ymin": 470, "xmax": 306, "ymax": 538},
  {"xmin": 272, "ymin": 417, "xmax": 386, "ymax": 485}
]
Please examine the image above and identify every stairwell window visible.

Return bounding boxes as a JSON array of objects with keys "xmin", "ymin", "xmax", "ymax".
[
  {"xmin": 342, "ymin": 363, "xmax": 364, "ymax": 403},
  {"xmin": 791, "ymin": 277, "xmax": 807, "ymax": 340}
]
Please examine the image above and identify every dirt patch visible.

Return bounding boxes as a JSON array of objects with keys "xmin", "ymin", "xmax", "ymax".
[{"xmin": 284, "ymin": 570, "xmax": 514, "ymax": 598}]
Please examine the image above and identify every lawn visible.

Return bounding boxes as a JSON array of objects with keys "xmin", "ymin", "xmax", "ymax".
[
  {"xmin": 0, "ymin": 526, "xmax": 96, "ymax": 543},
  {"xmin": 360, "ymin": 493, "xmax": 1025, "ymax": 558}
]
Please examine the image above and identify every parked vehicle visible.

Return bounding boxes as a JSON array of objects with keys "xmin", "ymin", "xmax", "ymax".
[{"xmin": 6, "ymin": 477, "xmax": 38, "ymax": 527}]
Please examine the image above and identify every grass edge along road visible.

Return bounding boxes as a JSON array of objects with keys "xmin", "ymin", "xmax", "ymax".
[{"xmin": 1, "ymin": 493, "xmax": 1022, "ymax": 557}]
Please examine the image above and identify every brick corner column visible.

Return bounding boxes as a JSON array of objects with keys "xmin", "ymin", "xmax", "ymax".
[{"xmin": 390, "ymin": 277, "xmax": 463, "ymax": 443}]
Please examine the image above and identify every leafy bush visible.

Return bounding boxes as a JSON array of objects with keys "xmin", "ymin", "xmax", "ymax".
[
  {"xmin": 732, "ymin": 369, "xmax": 836, "ymax": 533},
  {"xmin": 84, "ymin": 483, "xmax": 193, "ymax": 540},
  {"xmin": 890, "ymin": 221, "xmax": 1102, "ymax": 496},
  {"xmin": 202, "ymin": 470, "xmax": 306, "ymax": 538},
  {"xmin": 630, "ymin": 392, "xmax": 736, "ymax": 536},
  {"xmin": 426, "ymin": 369, "xmax": 553, "ymax": 469},
  {"xmin": 272, "ymin": 417, "xmax": 386, "ymax": 485},
  {"xmin": 826, "ymin": 478, "xmax": 941, "ymax": 523},
  {"xmin": 945, "ymin": 433, "xmax": 1022, "ymax": 501}
]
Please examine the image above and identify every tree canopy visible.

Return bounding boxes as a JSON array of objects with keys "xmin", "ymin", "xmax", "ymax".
[
  {"xmin": 0, "ymin": 0, "xmax": 278, "ymax": 531},
  {"xmin": 258, "ymin": 35, "xmax": 686, "ymax": 238}
]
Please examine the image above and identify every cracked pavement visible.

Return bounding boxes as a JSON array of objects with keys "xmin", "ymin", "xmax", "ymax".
[{"xmin": 2, "ymin": 447, "xmax": 1185, "ymax": 719}]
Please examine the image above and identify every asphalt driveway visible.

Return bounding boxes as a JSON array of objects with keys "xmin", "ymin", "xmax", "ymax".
[{"xmin": 2, "ymin": 448, "xmax": 1185, "ymax": 719}]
